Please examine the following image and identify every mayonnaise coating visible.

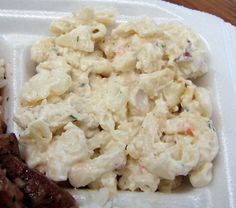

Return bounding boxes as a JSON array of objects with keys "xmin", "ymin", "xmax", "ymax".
[{"xmin": 15, "ymin": 8, "xmax": 218, "ymax": 193}]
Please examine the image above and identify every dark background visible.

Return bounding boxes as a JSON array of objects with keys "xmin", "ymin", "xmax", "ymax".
[{"xmin": 165, "ymin": 0, "xmax": 236, "ymax": 25}]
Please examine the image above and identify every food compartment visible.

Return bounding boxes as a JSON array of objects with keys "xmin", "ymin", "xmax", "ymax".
[{"xmin": 0, "ymin": 1, "xmax": 233, "ymax": 207}]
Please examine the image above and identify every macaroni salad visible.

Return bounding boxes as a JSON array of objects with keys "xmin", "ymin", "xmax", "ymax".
[{"xmin": 14, "ymin": 8, "xmax": 219, "ymax": 193}]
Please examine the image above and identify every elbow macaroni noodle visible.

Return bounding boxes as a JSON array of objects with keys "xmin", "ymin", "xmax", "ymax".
[{"xmin": 14, "ymin": 8, "xmax": 219, "ymax": 193}]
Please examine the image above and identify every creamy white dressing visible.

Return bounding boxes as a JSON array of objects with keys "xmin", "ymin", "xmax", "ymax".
[{"xmin": 14, "ymin": 7, "xmax": 218, "ymax": 193}]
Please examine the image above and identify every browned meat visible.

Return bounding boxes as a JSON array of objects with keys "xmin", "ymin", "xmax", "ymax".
[
  {"xmin": 0, "ymin": 155, "xmax": 77, "ymax": 208},
  {"xmin": 0, "ymin": 133, "xmax": 20, "ymax": 157},
  {"xmin": 0, "ymin": 133, "xmax": 78, "ymax": 208},
  {"xmin": 0, "ymin": 168, "xmax": 24, "ymax": 208},
  {"xmin": 0, "ymin": 120, "xmax": 7, "ymax": 134}
]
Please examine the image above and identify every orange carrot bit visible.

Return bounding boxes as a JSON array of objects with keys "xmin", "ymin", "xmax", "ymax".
[
  {"xmin": 176, "ymin": 79, "xmax": 183, "ymax": 84},
  {"xmin": 185, "ymin": 127, "xmax": 193, "ymax": 136}
]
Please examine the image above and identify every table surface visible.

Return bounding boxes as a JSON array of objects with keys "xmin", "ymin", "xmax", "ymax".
[{"xmin": 165, "ymin": 0, "xmax": 236, "ymax": 25}]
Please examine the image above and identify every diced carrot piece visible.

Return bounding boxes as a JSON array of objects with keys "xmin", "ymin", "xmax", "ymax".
[
  {"xmin": 176, "ymin": 79, "xmax": 182, "ymax": 84},
  {"xmin": 185, "ymin": 127, "xmax": 193, "ymax": 136}
]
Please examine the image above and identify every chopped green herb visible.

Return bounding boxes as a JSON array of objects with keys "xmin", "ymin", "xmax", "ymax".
[
  {"xmin": 161, "ymin": 43, "xmax": 166, "ymax": 49},
  {"xmin": 174, "ymin": 55, "xmax": 181, "ymax": 62},
  {"xmin": 80, "ymin": 83, "xmax": 86, "ymax": 87},
  {"xmin": 76, "ymin": 35, "xmax": 80, "ymax": 42},
  {"xmin": 208, "ymin": 120, "xmax": 216, "ymax": 132},
  {"xmin": 185, "ymin": 83, "xmax": 188, "ymax": 88},
  {"xmin": 52, "ymin": 47, "xmax": 57, "ymax": 52},
  {"xmin": 51, "ymin": 47, "xmax": 60, "ymax": 56},
  {"xmin": 155, "ymin": 42, "xmax": 166, "ymax": 50},
  {"xmin": 70, "ymin": 115, "xmax": 79, "ymax": 121}
]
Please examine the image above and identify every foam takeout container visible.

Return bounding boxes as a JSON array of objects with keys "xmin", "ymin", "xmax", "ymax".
[{"xmin": 0, "ymin": 0, "xmax": 236, "ymax": 207}]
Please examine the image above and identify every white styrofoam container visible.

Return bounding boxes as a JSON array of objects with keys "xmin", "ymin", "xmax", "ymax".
[{"xmin": 0, "ymin": 0, "xmax": 236, "ymax": 207}]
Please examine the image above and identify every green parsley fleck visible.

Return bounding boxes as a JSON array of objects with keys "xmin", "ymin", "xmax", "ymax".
[
  {"xmin": 174, "ymin": 55, "xmax": 182, "ymax": 62},
  {"xmin": 155, "ymin": 42, "xmax": 166, "ymax": 50},
  {"xmin": 208, "ymin": 120, "xmax": 216, "ymax": 132},
  {"xmin": 80, "ymin": 83, "xmax": 86, "ymax": 87},
  {"xmin": 52, "ymin": 47, "xmax": 60, "ymax": 56},
  {"xmin": 70, "ymin": 115, "xmax": 79, "ymax": 121},
  {"xmin": 76, "ymin": 35, "xmax": 80, "ymax": 42}
]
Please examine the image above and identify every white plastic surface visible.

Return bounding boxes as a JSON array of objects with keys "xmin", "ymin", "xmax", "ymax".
[{"xmin": 0, "ymin": 0, "xmax": 236, "ymax": 207}]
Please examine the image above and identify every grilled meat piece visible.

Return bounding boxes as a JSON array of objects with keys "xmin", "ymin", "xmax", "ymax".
[
  {"xmin": 0, "ymin": 120, "xmax": 7, "ymax": 134},
  {"xmin": 0, "ymin": 133, "xmax": 77, "ymax": 208},
  {"xmin": 0, "ymin": 133, "xmax": 20, "ymax": 157},
  {"xmin": 0, "ymin": 155, "xmax": 76, "ymax": 208},
  {"xmin": 0, "ymin": 168, "xmax": 24, "ymax": 208}
]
